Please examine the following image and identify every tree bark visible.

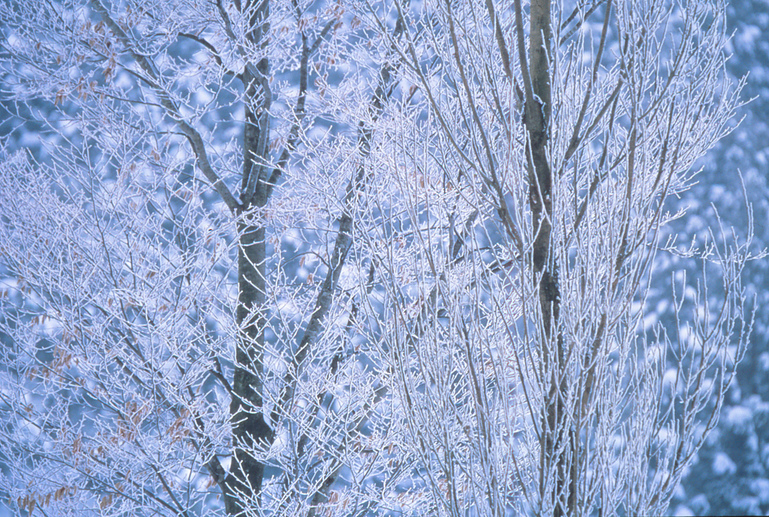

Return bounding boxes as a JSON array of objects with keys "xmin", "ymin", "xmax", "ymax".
[
  {"xmin": 225, "ymin": 0, "xmax": 274, "ymax": 513},
  {"xmin": 522, "ymin": 1, "xmax": 573, "ymax": 515},
  {"xmin": 226, "ymin": 216, "xmax": 273, "ymax": 515}
]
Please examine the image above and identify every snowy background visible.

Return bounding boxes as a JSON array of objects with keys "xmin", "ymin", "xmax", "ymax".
[{"xmin": 667, "ymin": 0, "xmax": 769, "ymax": 514}]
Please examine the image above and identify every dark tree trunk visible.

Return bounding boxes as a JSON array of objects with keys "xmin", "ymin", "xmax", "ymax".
[
  {"xmin": 523, "ymin": 1, "xmax": 574, "ymax": 515},
  {"xmin": 225, "ymin": 0, "xmax": 274, "ymax": 513}
]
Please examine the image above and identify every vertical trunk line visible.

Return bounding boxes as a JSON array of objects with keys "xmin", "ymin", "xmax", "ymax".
[
  {"xmin": 525, "ymin": 1, "xmax": 573, "ymax": 515},
  {"xmin": 226, "ymin": 0, "xmax": 273, "ymax": 514},
  {"xmin": 227, "ymin": 219, "xmax": 274, "ymax": 515}
]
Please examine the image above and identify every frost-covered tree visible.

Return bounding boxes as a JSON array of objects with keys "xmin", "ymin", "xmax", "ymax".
[{"xmin": 0, "ymin": 0, "xmax": 755, "ymax": 516}]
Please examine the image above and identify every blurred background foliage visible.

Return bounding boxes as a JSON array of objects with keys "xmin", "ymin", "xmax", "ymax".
[{"xmin": 668, "ymin": 0, "xmax": 769, "ymax": 514}]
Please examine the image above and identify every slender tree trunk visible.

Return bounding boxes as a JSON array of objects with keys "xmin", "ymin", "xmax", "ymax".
[
  {"xmin": 226, "ymin": 216, "xmax": 273, "ymax": 513},
  {"xmin": 524, "ymin": 1, "xmax": 574, "ymax": 515},
  {"xmin": 527, "ymin": 0, "xmax": 554, "ymax": 307},
  {"xmin": 225, "ymin": 0, "xmax": 273, "ymax": 513}
]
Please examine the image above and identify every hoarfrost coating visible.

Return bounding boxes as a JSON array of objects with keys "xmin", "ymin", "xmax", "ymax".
[{"xmin": 0, "ymin": 0, "xmax": 757, "ymax": 516}]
